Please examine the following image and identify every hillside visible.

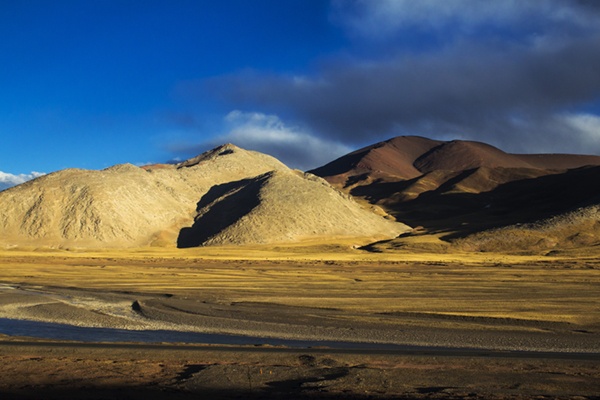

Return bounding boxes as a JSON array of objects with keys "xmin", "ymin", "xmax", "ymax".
[
  {"xmin": 455, "ymin": 204, "xmax": 600, "ymax": 253},
  {"xmin": 311, "ymin": 136, "xmax": 600, "ymax": 251},
  {"xmin": 0, "ymin": 144, "xmax": 284, "ymax": 248},
  {"xmin": 178, "ymin": 170, "xmax": 407, "ymax": 247},
  {"xmin": 309, "ymin": 136, "xmax": 443, "ymax": 186},
  {"xmin": 0, "ymin": 144, "xmax": 406, "ymax": 249},
  {"xmin": 412, "ymin": 140, "xmax": 534, "ymax": 173},
  {"xmin": 311, "ymin": 136, "xmax": 600, "ymax": 187}
]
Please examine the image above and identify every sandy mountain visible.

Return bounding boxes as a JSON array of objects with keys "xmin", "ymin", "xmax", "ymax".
[
  {"xmin": 0, "ymin": 144, "xmax": 286, "ymax": 248},
  {"xmin": 178, "ymin": 170, "xmax": 408, "ymax": 247},
  {"xmin": 455, "ymin": 204, "xmax": 600, "ymax": 253},
  {"xmin": 0, "ymin": 144, "xmax": 406, "ymax": 249}
]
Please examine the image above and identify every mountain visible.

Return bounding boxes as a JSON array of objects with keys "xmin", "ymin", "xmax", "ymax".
[
  {"xmin": 448, "ymin": 165, "xmax": 600, "ymax": 252},
  {"xmin": 412, "ymin": 140, "xmax": 534, "ymax": 172},
  {"xmin": 5, "ymin": 136, "xmax": 600, "ymax": 253},
  {"xmin": 0, "ymin": 144, "xmax": 407, "ymax": 249},
  {"xmin": 310, "ymin": 136, "xmax": 600, "ymax": 252},
  {"xmin": 311, "ymin": 136, "xmax": 600, "ymax": 186},
  {"xmin": 178, "ymin": 170, "xmax": 405, "ymax": 247},
  {"xmin": 310, "ymin": 136, "xmax": 443, "ymax": 186}
]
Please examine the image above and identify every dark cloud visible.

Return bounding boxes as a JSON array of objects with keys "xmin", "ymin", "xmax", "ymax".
[
  {"xmin": 209, "ymin": 35, "xmax": 600, "ymax": 153},
  {"xmin": 573, "ymin": 0, "xmax": 600, "ymax": 11},
  {"xmin": 179, "ymin": 0, "xmax": 600, "ymax": 158}
]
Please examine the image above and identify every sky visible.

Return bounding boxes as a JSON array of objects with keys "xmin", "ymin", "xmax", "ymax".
[{"xmin": 2, "ymin": 0, "xmax": 600, "ymax": 190}]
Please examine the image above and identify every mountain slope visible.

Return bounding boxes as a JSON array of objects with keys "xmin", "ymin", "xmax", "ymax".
[
  {"xmin": 178, "ymin": 170, "xmax": 408, "ymax": 247},
  {"xmin": 0, "ymin": 144, "xmax": 406, "ymax": 249},
  {"xmin": 311, "ymin": 136, "xmax": 600, "ymax": 247},
  {"xmin": 0, "ymin": 144, "xmax": 287, "ymax": 248},
  {"xmin": 413, "ymin": 140, "xmax": 535, "ymax": 172},
  {"xmin": 312, "ymin": 136, "xmax": 600, "ymax": 187},
  {"xmin": 309, "ymin": 136, "xmax": 443, "ymax": 186}
]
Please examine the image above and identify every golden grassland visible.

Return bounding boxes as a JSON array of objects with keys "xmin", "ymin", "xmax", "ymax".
[
  {"xmin": 1, "ymin": 239, "xmax": 599, "ymax": 399},
  {"xmin": 1, "ymin": 238, "xmax": 599, "ymax": 327}
]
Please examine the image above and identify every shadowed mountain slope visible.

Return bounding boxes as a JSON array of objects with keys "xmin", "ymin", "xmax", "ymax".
[
  {"xmin": 391, "ymin": 165, "xmax": 600, "ymax": 233},
  {"xmin": 516, "ymin": 153, "xmax": 600, "ymax": 170},
  {"xmin": 311, "ymin": 136, "xmax": 600, "ymax": 251}
]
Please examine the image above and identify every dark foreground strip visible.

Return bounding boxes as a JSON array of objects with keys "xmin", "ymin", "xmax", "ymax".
[{"xmin": 0, "ymin": 340, "xmax": 598, "ymax": 361}]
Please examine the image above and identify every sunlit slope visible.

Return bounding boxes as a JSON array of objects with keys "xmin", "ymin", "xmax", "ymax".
[
  {"xmin": 0, "ymin": 144, "xmax": 288, "ymax": 248},
  {"xmin": 0, "ymin": 144, "xmax": 406, "ymax": 248},
  {"xmin": 179, "ymin": 169, "xmax": 408, "ymax": 247}
]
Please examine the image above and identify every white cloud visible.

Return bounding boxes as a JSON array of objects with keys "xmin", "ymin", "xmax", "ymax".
[
  {"xmin": 560, "ymin": 113, "xmax": 600, "ymax": 150},
  {"xmin": 489, "ymin": 112, "xmax": 600, "ymax": 155},
  {"xmin": 207, "ymin": 110, "xmax": 352, "ymax": 170},
  {"xmin": 0, "ymin": 171, "xmax": 45, "ymax": 191}
]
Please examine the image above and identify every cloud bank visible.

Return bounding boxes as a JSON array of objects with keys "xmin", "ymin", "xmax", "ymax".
[
  {"xmin": 196, "ymin": 0, "xmax": 600, "ymax": 156},
  {"xmin": 0, "ymin": 171, "xmax": 45, "ymax": 191},
  {"xmin": 168, "ymin": 111, "xmax": 352, "ymax": 170}
]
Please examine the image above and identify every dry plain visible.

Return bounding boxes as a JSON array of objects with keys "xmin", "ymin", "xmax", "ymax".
[{"xmin": 0, "ymin": 240, "xmax": 599, "ymax": 399}]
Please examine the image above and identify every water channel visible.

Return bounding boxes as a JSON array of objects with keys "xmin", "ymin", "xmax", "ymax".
[{"xmin": 0, "ymin": 317, "xmax": 404, "ymax": 349}]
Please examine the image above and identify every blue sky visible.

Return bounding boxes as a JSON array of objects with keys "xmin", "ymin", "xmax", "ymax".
[{"xmin": 2, "ymin": 0, "xmax": 600, "ymax": 189}]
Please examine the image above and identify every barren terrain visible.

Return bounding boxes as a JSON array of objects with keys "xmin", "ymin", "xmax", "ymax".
[
  {"xmin": 1, "ymin": 340, "xmax": 598, "ymax": 400},
  {"xmin": 0, "ymin": 244, "xmax": 598, "ymax": 398},
  {"xmin": 1, "ymin": 138, "xmax": 600, "ymax": 398}
]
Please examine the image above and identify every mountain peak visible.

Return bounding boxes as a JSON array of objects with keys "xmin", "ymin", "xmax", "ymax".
[
  {"xmin": 309, "ymin": 135, "xmax": 443, "ymax": 185},
  {"xmin": 0, "ymin": 141, "xmax": 406, "ymax": 249},
  {"xmin": 413, "ymin": 139, "xmax": 534, "ymax": 173},
  {"xmin": 177, "ymin": 143, "xmax": 243, "ymax": 169}
]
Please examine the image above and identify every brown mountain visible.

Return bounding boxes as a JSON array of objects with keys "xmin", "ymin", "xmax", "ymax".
[
  {"xmin": 0, "ymin": 144, "xmax": 407, "ymax": 249},
  {"xmin": 412, "ymin": 140, "xmax": 534, "ymax": 173},
  {"xmin": 309, "ymin": 136, "xmax": 443, "ymax": 186},
  {"xmin": 311, "ymin": 136, "xmax": 600, "ymax": 186},
  {"xmin": 310, "ymin": 136, "xmax": 600, "ymax": 252}
]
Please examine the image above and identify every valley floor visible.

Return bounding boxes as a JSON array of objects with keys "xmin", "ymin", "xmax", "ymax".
[{"xmin": 0, "ymin": 245, "xmax": 598, "ymax": 398}]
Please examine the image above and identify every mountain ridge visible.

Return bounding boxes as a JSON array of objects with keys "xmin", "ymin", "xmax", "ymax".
[
  {"xmin": 4, "ymin": 136, "xmax": 600, "ymax": 253},
  {"xmin": 310, "ymin": 136, "xmax": 600, "ymax": 186},
  {"xmin": 0, "ymin": 144, "xmax": 407, "ymax": 249},
  {"xmin": 309, "ymin": 136, "xmax": 600, "ymax": 253}
]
